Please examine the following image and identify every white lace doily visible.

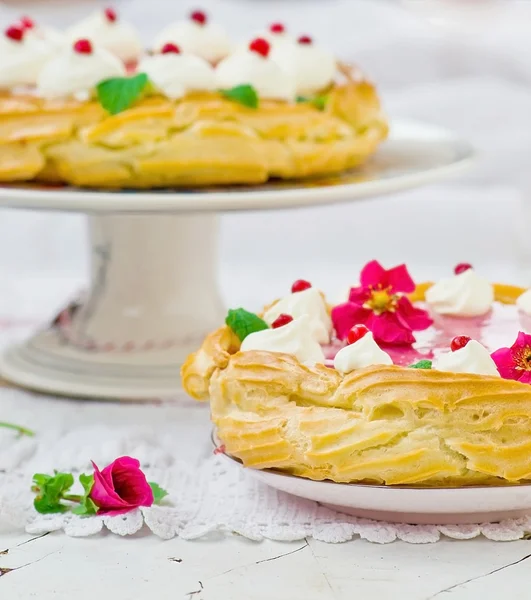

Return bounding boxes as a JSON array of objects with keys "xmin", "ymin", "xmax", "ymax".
[{"xmin": 1, "ymin": 386, "xmax": 531, "ymax": 545}]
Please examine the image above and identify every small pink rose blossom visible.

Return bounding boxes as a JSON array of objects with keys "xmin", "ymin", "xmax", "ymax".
[
  {"xmin": 491, "ymin": 331, "xmax": 531, "ymax": 383},
  {"xmin": 89, "ymin": 456, "xmax": 154, "ymax": 515},
  {"xmin": 332, "ymin": 260, "xmax": 432, "ymax": 346}
]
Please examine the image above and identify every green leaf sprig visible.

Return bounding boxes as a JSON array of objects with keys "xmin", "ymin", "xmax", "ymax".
[
  {"xmin": 408, "ymin": 360, "xmax": 433, "ymax": 370},
  {"xmin": 220, "ymin": 85, "xmax": 259, "ymax": 109},
  {"xmin": 226, "ymin": 308, "xmax": 269, "ymax": 342},
  {"xmin": 0, "ymin": 422, "xmax": 34, "ymax": 436},
  {"xmin": 296, "ymin": 94, "xmax": 328, "ymax": 111},
  {"xmin": 149, "ymin": 482, "xmax": 169, "ymax": 504},
  {"xmin": 96, "ymin": 73, "xmax": 150, "ymax": 115}
]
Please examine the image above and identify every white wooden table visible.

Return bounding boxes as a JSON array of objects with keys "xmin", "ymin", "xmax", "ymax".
[{"xmin": 2, "ymin": 518, "xmax": 531, "ymax": 599}]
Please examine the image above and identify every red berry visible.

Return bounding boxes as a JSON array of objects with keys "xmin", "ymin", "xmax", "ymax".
[
  {"xmin": 19, "ymin": 16, "xmax": 34, "ymax": 30},
  {"xmin": 5, "ymin": 25, "xmax": 24, "ymax": 42},
  {"xmin": 269, "ymin": 22, "xmax": 285, "ymax": 34},
  {"xmin": 73, "ymin": 38, "xmax": 93, "ymax": 54},
  {"xmin": 451, "ymin": 336, "xmax": 471, "ymax": 352},
  {"xmin": 347, "ymin": 324, "xmax": 370, "ymax": 345},
  {"xmin": 190, "ymin": 10, "xmax": 207, "ymax": 25},
  {"xmin": 454, "ymin": 263, "xmax": 473, "ymax": 275},
  {"xmin": 291, "ymin": 279, "xmax": 312, "ymax": 293},
  {"xmin": 298, "ymin": 35, "xmax": 313, "ymax": 45},
  {"xmin": 161, "ymin": 42, "xmax": 180, "ymax": 54},
  {"xmin": 249, "ymin": 37, "xmax": 270, "ymax": 58},
  {"xmin": 272, "ymin": 314, "xmax": 294, "ymax": 329},
  {"xmin": 104, "ymin": 8, "xmax": 117, "ymax": 22}
]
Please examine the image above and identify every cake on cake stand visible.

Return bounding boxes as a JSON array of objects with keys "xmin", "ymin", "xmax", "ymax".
[{"xmin": 0, "ymin": 119, "xmax": 474, "ymax": 399}]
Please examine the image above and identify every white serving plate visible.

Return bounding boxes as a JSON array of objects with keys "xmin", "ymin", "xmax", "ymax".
[{"xmin": 215, "ymin": 436, "xmax": 531, "ymax": 525}]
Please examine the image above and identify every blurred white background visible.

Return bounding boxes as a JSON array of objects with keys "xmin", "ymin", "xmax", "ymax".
[{"xmin": 1, "ymin": 0, "xmax": 531, "ymax": 318}]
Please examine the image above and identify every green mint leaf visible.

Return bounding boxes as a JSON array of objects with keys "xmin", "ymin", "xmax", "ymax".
[
  {"xmin": 97, "ymin": 73, "xmax": 149, "ymax": 115},
  {"xmin": 34, "ymin": 496, "xmax": 69, "ymax": 514},
  {"xmin": 32, "ymin": 473, "xmax": 52, "ymax": 489},
  {"xmin": 409, "ymin": 360, "xmax": 433, "ymax": 370},
  {"xmin": 220, "ymin": 85, "xmax": 259, "ymax": 109},
  {"xmin": 225, "ymin": 308, "xmax": 269, "ymax": 342},
  {"xmin": 296, "ymin": 95, "xmax": 327, "ymax": 110},
  {"xmin": 71, "ymin": 473, "xmax": 98, "ymax": 517},
  {"xmin": 149, "ymin": 482, "xmax": 169, "ymax": 505}
]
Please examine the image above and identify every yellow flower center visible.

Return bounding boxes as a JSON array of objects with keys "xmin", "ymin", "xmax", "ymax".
[
  {"xmin": 365, "ymin": 287, "xmax": 397, "ymax": 314},
  {"xmin": 514, "ymin": 347, "xmax": 531, "ymax": 370}
]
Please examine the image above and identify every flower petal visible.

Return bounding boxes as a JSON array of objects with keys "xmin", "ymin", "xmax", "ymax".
[
  {"xmin": 518, "ymin": 371, "xmax": 531, "ymax": 384},
  {"xmin": 348, "ymin": 286, "xmax": 370, "ymax": 305},
  {"xmin": 331, "ymin": 302, "xmax": 371, "ymax": 340},
  {"xmin": 491, "ymin": 347, "xmax": 519, "ymax": 380},
  {"xmin": 396, "ymin": 296, "xmax": 433, "ymax": 331},
  {"xmin": 366, "ymin": 312, "xmax": 416, "ymax": 346},
  {"xmin": 90, "ymin": 461, "xmax": 131, "ymax": 511},
  {"xmin": 385, "ymin": 264, "xmax": 416, "ymax": 294},
  {"xmin": 359, "ymin": 260, "xmax": 386, "ymax": 289},
  {"xmin": 109, "ymin": 456, "xmax": 154, "ymax": 507}
]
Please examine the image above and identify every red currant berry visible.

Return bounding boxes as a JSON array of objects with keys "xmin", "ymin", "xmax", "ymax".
[
  {"xmin": 104, "ymin": 8, "xmax": 117, "ymax": 22},
  {"xmin": 73, "ymin": 38, "xmax": 93, "ymax": 54},
  {"xmin": 454, "ymin": 263, "xmax": 473, "ymax": 275},
  {"xmin": 19, "ymin": 16, "xmax": 34, "ymax": 30},
  {"xmin": 249, "ymin": 37, "xmax": 270, "ymax": 58},
  {"xmin": 272, "ymin": 314, "xmax": 294, "ymax": 329},
  {"xmin": 298, "ymin": 35, "xmax": 313, "ymax": 45},
  {"xmin": 190, "ymin": 10, "xmax": 207, "ymax": 25},
  {"xmin": 291, "ymin": 279, "xmax": 312, "ymax": 293},
  {"xmin": 347, "ymin": 324, "xmax": 370, "ymax": 345},
  {"xmin": 161, "ymin": 43, "xmax": 180, "ymax": 54},
  {"xmin": 269, "ymin": 22, "xmax": 285, "ymax": 34},
  {"xmin": 5, "ymin": 25, "xmax": 24, "ymax": 42},
  {"xmin": 450, "ymin": 336, "xmax": 471, "ymax": 352}
]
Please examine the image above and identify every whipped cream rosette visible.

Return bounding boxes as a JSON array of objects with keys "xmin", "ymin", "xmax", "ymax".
[
  {"xmin": 138, "ymin": 43, "xmax": 215, "ymax": 99},
  {"xmin": 37, "ymin": 38, "xmax": 126, "ymax": 99},
  {"xmin": 434, "ymin": 337, "xmax": 500, "ymax": 377},
  {"xmin": 272, "ymin": 35, "xmax": 337, "ymax": 97},
  {"xmin": 334, "ymin": 326, "xmax": 393, "ymax": 374},
  {"xmin": 67, "ymin": 8, "xmax": 142, "ymax": 65},
  {"xmin": 216, "ymin": 37, "xmax": 295, "ymax": 101},
  {"xmin": 0, "ymin": 24, "xmax": 57, "ymax": 89},
  {"xmin": 153, "ymin": 10, "xmax": 231, "ymax": 64}
]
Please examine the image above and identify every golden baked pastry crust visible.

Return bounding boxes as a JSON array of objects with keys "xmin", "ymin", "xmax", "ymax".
[
  {"xmin": 181, "ymin": 282, "xmax": 531, "ymax": 487},
  {"xmin": 0, "ymin": 80, "xmax": 387, "ymax": 188}
]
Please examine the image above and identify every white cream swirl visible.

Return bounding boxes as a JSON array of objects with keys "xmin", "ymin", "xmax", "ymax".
[
  {"xmin": 434, "ymin": 340, "xmax": 500, "ymax": 377},
  {"xmin": 517, "ymin": 289, "xmax": 531, "ymax": 316},
  {"xmin": 263, "ymin": 287, "xmax": 331, "ymax": 344},
  {"xmin": 333, "ymin": 332, "xmax": 393, "ymax": 374},
  {"xmin": 153, "ymin": 20, "xmax": 231, "ymax": 64},
  {"xmin": 240, "ymin": 315, "xmax": 325, "ymax": 365},
  {"xmin": 216, "ymin": 48, "xmax": 295, "ymax": 101},
  {"xmin": 37, "ymin": 44, "xmax": 125, "ymax": 99},
  {"xmin": 0, "ymin": 31, "xmax": 55, "ymax": 88},
  {"xmin": 138, "ymin": 52, "xmax": 215, "ymax": 99},
  {"xmin": 272, "ymin": 38, "xmax": 336, "ymax": 96},
  {"xmin": 67, "ymin": 10, "xmax": 142, "ymax": 63},
  {"xmin": 425, "ymin": 269, "xmax": 494, "ymax": 317}
]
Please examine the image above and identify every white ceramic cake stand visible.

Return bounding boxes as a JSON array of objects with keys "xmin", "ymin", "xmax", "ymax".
[{"xmin": 0, "ymin": 119, "xmax": 474, "ymax": 400}]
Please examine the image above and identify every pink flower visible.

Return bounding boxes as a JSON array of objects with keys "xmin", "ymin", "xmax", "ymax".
[
  {"xmin": 89, "ymin": 456, "xmax": 154, "ymax": 515},
  {"xmin": 332, "ymin": 260, "xmax": 432, "ymax": 346},
  {"xmin": 491, "ymin": 332, "xmax": 531, "ymax": 383}
]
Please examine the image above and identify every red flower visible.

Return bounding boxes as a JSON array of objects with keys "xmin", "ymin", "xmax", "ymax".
[
  {"xmin": 89, "ymin": 456, "xmax": 154, "ymax": 515},
  {"xmin": 332, "ymin": 260, "xmax": 432, "ymax": 346},
  {"xmin": 491, "ymin": 332, "xmax": 531, "ymax": 383}
]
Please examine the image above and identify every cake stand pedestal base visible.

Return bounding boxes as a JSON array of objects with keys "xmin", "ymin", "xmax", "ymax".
[{"xmin": 0, "ymin": 214, "xmax": 225, "ymax": 399}]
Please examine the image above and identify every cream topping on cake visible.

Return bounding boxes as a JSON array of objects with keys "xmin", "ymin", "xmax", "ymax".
[
  {"xmin": 67, "ymin": 8, "xmax": 142, "ymax": 64},
  {"xmin": 334, "ymin": 331, "xmax": 393, "ymax": 374},
  {"xmin": 434, "ymin": 339, "xmax": 500, "ymax": 377},
  {"xmin": 240, "ymin": 315, "xmax": 325, "ymax": 365},
  {"xmin": 263, "ymin": 287, "xmax": 331, "ymax": 344},
  {"xmin": 425, "ymin": 268, "xmax": 494, "ymax": 317},
  {"xmin": 37, "ymin": 39, "xmax": 125, "ymax": 99},
  {"xmin": 138, "ymin": 44, "xmax": 215, "ymax": 99},
  {"xmin": 0, "ymin": 24, "xmax": 56, "ymax": 88},
  {"xmin": 272, "ymin": 35, "xmax": 336, "ymax": 96},
  {"xmin": 153, "ymin": 11, "xmax": 231, "ymax": 64},
  {"xmin": 18, "ymin": 16, "xmax": 65, "ymax": 51},
  {"xmin": 216, "ymin": 38, "xmax": 295, "ymax": 101},
  {"xmin": 516, "ymin": 289, "xmax": 531, "ymax": 316}
]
